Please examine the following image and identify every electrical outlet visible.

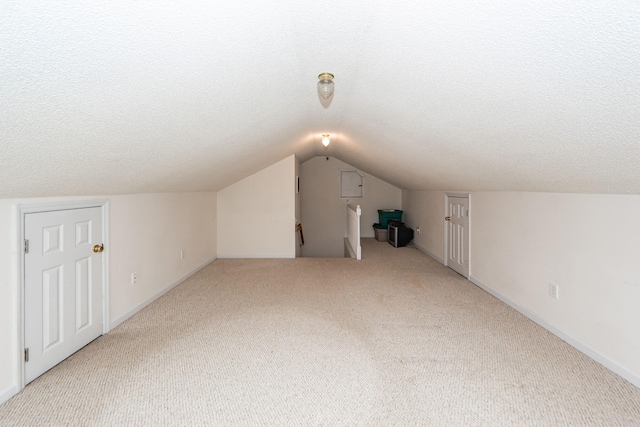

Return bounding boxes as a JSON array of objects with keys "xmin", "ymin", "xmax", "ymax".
[
  {"xmin": 131, "ymin": 272, "xmax": 137, "ymax": 285},
  {"xmin": 548, "ymin": 283, "xmax": 559, "ymax": 299},
  {"xmin": 180, "ymin": 249, "xmax": 185, "ymax": 260},
  {"xmin": 416, "ymin": 227, "xmax": 420, "ymax": 235}
]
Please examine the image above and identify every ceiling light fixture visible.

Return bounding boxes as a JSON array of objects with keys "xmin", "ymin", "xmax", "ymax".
[
  {"xmin": 322, "ymin": 134, "xmax": 331, "ymax": 148},
  {"xmin": 317, "ymin": 72, "xmax": 335, "ymax": 99}
]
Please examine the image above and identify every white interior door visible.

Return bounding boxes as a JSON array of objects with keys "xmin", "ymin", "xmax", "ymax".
[
  {"xmin": 446, "ymin": 196, "xmax": 469, "ymax": 277},
  {"xmin": 24, "ymin": 207, "xmax": 104, "ymax": 384}
]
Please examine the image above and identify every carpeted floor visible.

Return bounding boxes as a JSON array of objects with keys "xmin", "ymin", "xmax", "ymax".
[{"xmin": 1, "ymin": 238, "xmax": 640, "ymax": 426}]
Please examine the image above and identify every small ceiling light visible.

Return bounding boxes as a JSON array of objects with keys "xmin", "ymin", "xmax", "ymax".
[
  {"xmin": 322, "ymin": 134, "xmax": 331, "ymax": 147},
  {"xmin": 317, "ymin": 72, "xmax": 335, "ymax": 99}
]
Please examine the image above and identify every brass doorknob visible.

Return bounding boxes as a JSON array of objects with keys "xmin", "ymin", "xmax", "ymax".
[
  {"xmin": 92, "ymin": 244, "xmax": 104, "ymax": 253},
  {"xmin": 445, "ymin": 216, "xmax": 451, "ymax": 221}
]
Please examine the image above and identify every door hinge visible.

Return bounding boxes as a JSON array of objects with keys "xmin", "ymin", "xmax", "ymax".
[
  {"xmin": 24, "ymin": 239, "xmax": 29, "ymax": 254},
  {"xmin": 24, "ymin": 348, "xmax": 29, "ymax": 362}
]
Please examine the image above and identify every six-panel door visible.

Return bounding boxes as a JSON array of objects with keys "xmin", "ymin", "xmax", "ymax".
[
  {"xmin": 24, "ymin": 207, "xmax": 103, "ymax": 384},
  {"xmin": 447, "ymin": 197, "xmax": 469, "ymax": 278}
]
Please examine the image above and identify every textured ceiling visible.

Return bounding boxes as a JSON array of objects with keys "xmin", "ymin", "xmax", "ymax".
[{"xmin": 1, "ymin": 1, "xmax": 639, "ymax": 197}]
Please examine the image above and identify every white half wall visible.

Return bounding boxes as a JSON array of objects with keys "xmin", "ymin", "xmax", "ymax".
[
  {"xmin": 217, "ymin": 155, "xmax": 296, "ymax": 258},
  {"xmin": 402, "ymin": 190, "xmax": 640, "ymax": 387},
  {"xmin": 300, "ymin": 156, "xmax": 402, "ymax": 258},
  {"xmin": 0, "ymin": 192, "xmax": 217, "ymax": 405}
]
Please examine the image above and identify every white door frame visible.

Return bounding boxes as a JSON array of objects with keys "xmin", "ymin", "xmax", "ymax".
[
  {"xmin": 15, "ymin": 199, "xmax": 110, "ymax": 391},
  {"xmin": 443, "ymin": 193, "xmax": 471, "ymax": 279}
]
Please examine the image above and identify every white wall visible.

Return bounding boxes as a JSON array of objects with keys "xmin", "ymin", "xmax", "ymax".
[
  {"xmin": 0, "ymin": 192, "xmax": 217, "ymax": 404},
  {"xmin": 401, "ymin": 189, "xmax": 445, "ymax": 262},
  {"xmin": 300, "ymin": 156, "xmax": 402, "ymax": 258},
  {"xmin": 217, "ymin": 155, "xmax": 296, "ymax": 258},
  {"xmin": 402, "ymin": 190, "xmax": 640, "ymax": 387},
  {"xmin": 109, "ymin": 193, "xmax": 217, "ymax": 325}
]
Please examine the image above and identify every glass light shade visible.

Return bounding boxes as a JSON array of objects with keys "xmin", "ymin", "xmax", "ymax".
[
  {"xmin": 322, "ymin": 134, "xmax": 331, "ymax": 147},
  {"xmin": 317, "ymin": 73, "xmax": 334, "ymax": 99}
]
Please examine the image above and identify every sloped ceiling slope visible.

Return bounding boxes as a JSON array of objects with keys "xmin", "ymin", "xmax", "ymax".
[{"xmin": 1, "ymin": 1, "xmax": 639, "ymax": 198}]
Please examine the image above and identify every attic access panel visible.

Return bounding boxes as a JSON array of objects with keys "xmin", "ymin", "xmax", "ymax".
[{"xmin": 340, "ymin": 170, "xmax": 363, "ymax": 198}]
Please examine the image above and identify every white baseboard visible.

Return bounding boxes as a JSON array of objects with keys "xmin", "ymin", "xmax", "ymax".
[
  {"xmin": 0, "ymin": 257, "xmax": 218, "ymax": 407},
  {"xmin": 349, "ymin": 237, "xmax": 638, "ymax": 389},
  {"xmin": 0, "ymin": 384, "xmax": 20, "ymax": 406},
  {"xmin": 411, "ymin": 242, "xmax": 444, "ymax": 264},
  {"xmin": 109, "ymin": 256, "xmax": 217, "ymax": 330},
  {"xmin": 469, "ymin": 276, "xmax": 640, "ymax": 389}
]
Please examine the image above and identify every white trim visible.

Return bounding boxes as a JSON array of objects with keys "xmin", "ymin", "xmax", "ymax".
[
  {"xmin": 467, "ymin": 195, "xmax": 471, "ymax": 278},
  {"xmin": 109, "ymin": 256, "xmax": 217, "ymax": 330},
  {"xmin": 411, "ymin": 242, "xmax": 444, "ymax": 264},
  {"xmin": 0, "ymin": 384, "xmax": 20, "ymax": 406},
  {"xmin": 469, "ymin": 275, "xmax": 640, "ymax": 389},
  {"xmin": 16, "ymin": 199, "xmax": 109, "ymax": 393},
  {"xmin": 101, "ymin": 201, "xmax": 110, "ymax": 334},
  {"xmin": 17, "ymin": 199, "xmax": 108, "ymax": 214},
  {"xmin": 13, "ymin": 204, "xmax": 23, "ymax": 402},
  {"xmin": 217, "ymin": 254, "xmax": 295, "ymax": 259}
]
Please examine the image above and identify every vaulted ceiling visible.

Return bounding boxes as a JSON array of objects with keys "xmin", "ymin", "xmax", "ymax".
[{"xmin": 2, "ymin": 1, "xmax": 639, "ymax": 198}]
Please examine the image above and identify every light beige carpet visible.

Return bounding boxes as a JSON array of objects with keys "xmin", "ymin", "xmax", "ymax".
[{"xmin": 2, "ymin": 239, "xmax": 640, "ymax": 426}]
